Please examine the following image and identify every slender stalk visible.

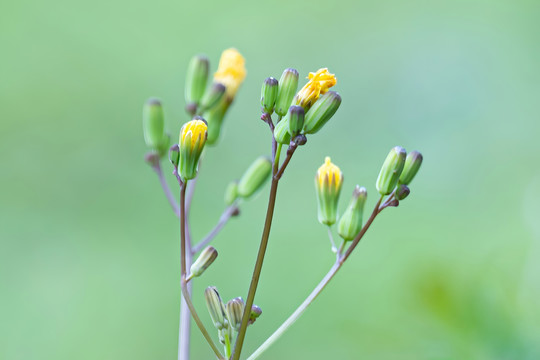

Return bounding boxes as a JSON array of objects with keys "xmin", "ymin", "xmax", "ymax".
[
  {"xmin": 192, "ymin": 204, "xmax": 239, "ymax": 254},
  {"xmin": 153, "ymin": 161, "xmax": 180, "ymax": 217},
  {"xmin": 178, "ymin": 258, "xmax": 193, "ymax": 360},
  {"xmin": 275, "ymin": 145, "xmax": 297, "ymax": 180},
  {"xmin": 246, "ymin": 196, "xmax": 385, "ymax": 360},
  {"xmin": 327, "ymin": 226, "xmax": 337, "ymax": 253}
]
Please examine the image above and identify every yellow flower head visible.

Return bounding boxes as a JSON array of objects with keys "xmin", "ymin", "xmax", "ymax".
[
  {"xmin": 296, "ymin": 68, "xmax": 337, "ymax": 109},
  {"xmin": 214, "ymin": 48, "xmax": 247, "ymax": 100},
  {"xmin": 316, "ymin": 156, "xmax": 342, "ymax": 189},
  {"xmin": 180, "ymin": 119, "xmax": 208, "ymax": 151}
]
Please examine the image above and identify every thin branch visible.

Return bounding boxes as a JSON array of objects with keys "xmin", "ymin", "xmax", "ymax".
[
  {"xmin": 152, "ymin": 161, "xmax": 180, "ymax": 217},
  {"xmin": 192, "ymin": 204, "xmax": 239, "ymax": 254}
]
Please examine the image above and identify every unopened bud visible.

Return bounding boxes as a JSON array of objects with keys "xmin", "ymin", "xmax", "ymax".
[
  {"xmin": 237, "ymin": 156, "xmax": 272, "ymax": 198},
  {"xmin": 399, "ymin": 151, "xmax": 423, "ymax": 185},
  {"xmin": 189, "ymin": 246, "xmax": 218, "ymax": 278},
  {"xmin": 260, "ymin": 77, "xmax": 279, "ymax": 114},
  {"xmin": 226, "ymin": 297, "xmax": 245, "ymax": 332},
  {"xmin": 204, "ymin": 286, "xmax": 228, "ymax": 330},
  {"xmin": 224, "ymin": 181, "xmax": 239, "ymax": 206},
  {"xmin": 376, "ymin": 146, "xmax": 407, "ymax": 195},
  {"xmin": 203, "ymin": 99, "xmax": 230, "ymax": 145},
  {"xmin": 169, "ymin": 144, "xmax": 180, "ymax": 167},
  {"xmin": 337, "ymin": 186, "xmax": 367, "ymax": 241},
  {"xmin": 249, "ymin": 305, "xmax": 262, "ymax": 325},
  {"xmin": 303, "ymin": 91, "xmax": 342, "ymax": 134},
  {"xmin": 315, "ymin": 157, "xmax": 343, "ymax": 226},
  {"xmin": 178, "ymin": 118, "xmax": 208, "ymax": 181},
  {"xmin": 143, "ymin": 98, "xmax": 165, "ymax": 149},
  {"xmin": 395, "ymin": 184, "xmax": 410, "ymax": 200},
  {"xmin": 288, "ymin": 105, "xmax": 305, "ymax": 137},
  {"xmin": 273, "ymin": 117, "xmax": 291, "ymax": 144},
  {"xmin": 199, "ymin": 82, "xmax": 226, "ymax": 112},
  {"xmin": 275, "ymin": 68, "xmax": 299, "ymax": 117},
  {"xmin": 156, "ymin": 133, "xmax": 171, "ymax": 158},
  {"xmin": 185, "ymin": 55, "xmax": 209, "ymax": 108}
]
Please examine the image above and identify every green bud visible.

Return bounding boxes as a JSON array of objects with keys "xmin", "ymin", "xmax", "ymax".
[
  {"xmin": 200, "ymin": 82, "xmax": 226, "ymax": 112},
  {"xmin": 178, "ymin": 118, "xmax": 208, "ymax": 181},
  {"xmin": 143, "ymin": 98, "xmax": 165, "ymax": 149},
  {"xmin": 169, "ymin": 144, "xmax": 180, "ymax": 168},
  {"xmin": 395, "ymin": 184, "xmax": 410, "ymax": 200},
  {"xmin": 260, "ymin": 77, "xmax": 279, "ymax": 114},
  {"xmin": 224, "ymin": 181, "xmax": 239, "ymax": 206},
  {"xmin": 273, "ymin": 116, "xmax": 291, "ymax": 144},
  {"xmin": 376, "ymin": 146, "xmax": 407, "ymax": 195},
  {"xmin": 156, "ymin": 133, "xmax": 171, "ymax": 158},
  {"xmin": 303, "ymin": 91, "xmax": 342, "ymax": 134},
  {"xmin": 226, "ymin": 297, "xmax": 245, "ymax": 332},
  {"xmin": 185, "ymin": 55, "xmax": 209, "ymax": 107},
  {"xmin": 249, "ymin": 305, "xmax": 262, "ymax": 325},
  {"xmin": 237, "ymin": 156, "xmax": 272, "ymax": 198},
  {"xmin": 189, "ymin": 246, "xmax": 218, "ymax": 278},
  {"xmin": 399, "ymin": 151, "xmax": 423, "ymax": 185},
  {"xmin": 337, "ymin": 186, "xmax": 367, "ymax": 241},
  {"xmin": 275, "ymin": 68, "xmax": 299, "ymax": 117},
  {"xmin": 315, "ymin": 157, "xmax": 343, "ymax": 226},
  {"xmin": 288, "ymin": 105, "xmax": 305, "ymax": 137},
  {"xmin": 204, "ymin": 286, "xmax": 228, "ymax": 330},
  {"xmin": 203, "ymin": 98, "xmax": 231, "ymax": 145}
]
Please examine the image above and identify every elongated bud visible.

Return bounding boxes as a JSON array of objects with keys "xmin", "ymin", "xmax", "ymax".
[
  {"xmin": 226, "ymin": 297, "xmax": 245, "ymax": 332},
  {"xmin": 199, "ymin": 82, "xmax": 226, "ymax": 112},
  {"xmin": 288, "ymin": 105, "xmax": 305, "ymax": 137},
  {"xmin": 261, "ymin": 77, "xmax": 279, "ymax": 114},
  {"xmin": 237, "ymin": 156, "xmax": 272, "ymax": 198},
  {"xmin": 203, "ymin": 99, "xmax": 230, "ymax": 145},
  {"xmin": 169, "ymin": 144, "xmax": 180, "ymax": 167},
  {"xmin": 303, "ymin": 91, "xmax": 342, "ymax": 134},
  {"xmin": 249, "ymin": 305, "xmax": 262, "ymax": 325},
  {"xmin": 315, "ymin": 157, "xmax": 343, "ymax": 225},
  {"xmin": 204, "ymin": 286, "xmax": 228, "ymax": 330},
  {"xmin": 143, "ymin": 98, "xmax": 165, "ymax": 149},
  {"xmin": 399, "ymin": 151, "xmax": 423, "ymax": 185},
  {"xmin": 337, "ymin": 186, "xmax": 367, "ymax": 241},
  {"xmin": 395, "ymin": 184, "xmax": 410, "ymax": 200},
  {"xmin": 189, "ymin": 246, "xmax": 218, "ymax": 278},
  {"xmin": 156, "ymin": 133, "xmax": 171, "ymax": 158},
  {"xmin": 178, "ymin": 118, "xmax": 208, "ymax": 181},
  {"xmin": 275, "ymin": 68, "xmax": 299, "ymax": 117},
  {"xmin": 273, "ymin": 116, "xmax": 291, "ymax": 144},
  {"xmin": 185, "ymin": 55, "xmax": 209, "ymax": 108},
  {"xmin": 224, "ymin": 181, "xmax": 238, "ymax": 206},
  {"xmin": 376, "ymin": 146, "xmax": 407, "ymax": 195}
]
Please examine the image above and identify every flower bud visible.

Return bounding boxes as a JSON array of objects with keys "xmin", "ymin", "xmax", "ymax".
[
  {"xmin": 315, "ymin": 157, "xmax": 343, "ymax": 226},
  {"xmin": 224, "ymin": 181, "xmax": 239, "ymax": 206},
  {"xmin": 337, "ymin": 186, "xmax": 367, "ymax": 241},
  {"xmin": 189, "ymin": 246, "xmax": 218, "ymax": 278},
  {"xmin": 178, "ymin": 118, "xmax": 208, "ymax": 181},
  {"xmin": 156, "ymin": 133, "xmax": 171, "ymax": 158},
  {"xmin": 249, "ymin": 305, "xmax": 262, "ymax": 325},
  {"xmin": 295, "ymin": 68, "xmax": 337, "ymax": 111},
  {"xmin": 143, "ymin": 98, "xmax": 165, "ymax": 149},
  {"xmin": 288, "ymin": 105, "xmax": 305, "ymax": 137},
  {"xmin": 185, "ymin": 55, "xmax": 209, "ymax": 107},
  {"xmin": 203, "ymin": 99, "xmax": 230, "ymax": 146},
  {"xmin": 204, "ymin": 286, "xmax": 228, "ymax": 330},
  {"xmin": 237, "ymin": 156, "xmax": 272, "ymax": 198},
  {"xmin": 199, "ymin": 82, "xmax": 226, "ymax": 112},
  {"xmin": 303, "ymin": 91, "xmax": 342, "ymax": 134},
  {"xmin": 273, "ymin": 116, "xmax": 291, "ymax": 144},
  {"xmin": 260, "ymin": 77, "xmax": 279, "ymax": 114},
  {"xmin": 399, "ymin": 151, "xmax": 423, "ymax": 185},
  {"xmin": 376, "ymin": 146, "xmax": 407, "ymax": 195},
  {"xmin": 169, "ymin": 144, "xmax": 180, "ymax": 168},
  {"xmin": 226, "ymin": 297, "xmax": 245, "ymax": 332},
  {"xmin": 274, "ymin": 68, "xmax": 299, "ymax": 117},
  {"xmin": 395, "ymin": 184, "xmax": 410, "ymax": 200}
]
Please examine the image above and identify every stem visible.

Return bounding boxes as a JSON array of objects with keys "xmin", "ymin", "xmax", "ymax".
[
  {"xmin": 192, "ymin": 204, "xmax": 239, "ymax": 254},
  {"xmin": 275, "ymin": 144, "xmax": 297, "ymax": 180},
  {"xmin": 180, "ymin": 182, "xmax": 225, "ymax": 360},
  {"xmin": 178, "ymin": 258, "xmax": 193, "ymax": 360},
  {"xmin": 327, "ymin": 226, "xmax": 337, "ymax": 253},
  {"xmin": 224, "ymin": 333, "xmax": 232, "ymax": 358},
  {"xmin": 246, "ymin": 196, "xmax": 385, "ymax": 360},
  {"xmin": 153, "ymin": 161, "xmax": 180, "ymax": 217}
]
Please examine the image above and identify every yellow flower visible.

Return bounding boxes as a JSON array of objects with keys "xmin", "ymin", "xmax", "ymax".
[
  {"xmin": 180, "ymin": 119, "xmax": 208, "ymax": 150},
  {"xmin": 316, "ymin": 156, "xmax": 342, "ymax": 189},
  {"xmin": 214, "ymin": 48, "xmax": 247, "ymax": 100},
  {"xmin": 295, "ymin": 68, "xmax": 337, "ymax": 109},
  {"xmin": 315, "ymin": 156, "xmax": 343, "ymax": 226},
  {"xmin": 178, "ymin": 118, "xmax": 208, "ymax": 181}
]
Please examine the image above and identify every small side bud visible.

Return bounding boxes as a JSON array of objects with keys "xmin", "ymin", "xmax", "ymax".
[
  {"xmin": 395, "ymin": 184, "xmax": 410, "ymax": 200},
  {"xmin": 143, "ymin": 98, "xmax": 165, "ymax": 149},
  {"xmin": 237, "ymin": 156, "xmax": 272, "ymax": 198},
  {"xmin": 249, "ymin": 305, "xmax": 262, "ymax": 325},
  {"xmin": 275, "ymin": 68, "xmax": 299, "ymax": 117},
  {"xmin": 185, "ymin": 55, "xmax": 209, "ymax": 108},
  {"xmin": 303, "ymin": 91, "xmax": 342, "ymax": 134},
  {"xmin": 273, "ymin": 116, "xmax": 291, "ymax": 144},
  {"xmin": 226, "ymin": 297, "xmax": 245, "ymax": 332},
  {"xmin": 260, "ymin": 77, "xmax": 279, "ymax": 114},
  {"xmin": 169, "ymin": 144, "xmax": 180, "ymax": 168},
  {"xmin": 315, "ymin": 157, "xmax": 343, "ymax": 226},
  {"xmin": 204, "ymin": 286, "xmax": 228, "ymax": 330},
  {"xmin": 199, "ymin": 82, "xmax": 226, "ymax": 112},
  {"xmin": 224, "ymin": 181, "xmax": 239, "ymax": 206},
  {"xmin": 399, "ymin": 151, "xmax": 423, "ymax": 185},
  {"xmin": 189, "ymin": 246, "xmax": 218, "ymax": 278},
  {"xmin": 337, "ymin": 186, "xmax": 367, "ymax": 241},
  {"xmin": 288, "ymin": 105, "xmax": 305, "ymax": 137},
  {"xmin": 376, "ymin": 146, "xmax": 407, "ymax": 195},
  {"xmin": 179, "ymin": 118, "xmax": 208, "ymax": 181}
]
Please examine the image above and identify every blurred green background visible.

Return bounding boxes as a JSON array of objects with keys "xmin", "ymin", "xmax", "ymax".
[{"xmin": 2, "ymin": 0, "xmax": 540, "ymax": 359}]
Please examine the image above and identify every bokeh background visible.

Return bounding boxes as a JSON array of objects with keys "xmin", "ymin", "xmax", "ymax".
[{"xmin": 2, "ymin": 0, "xmax": 540, "ymax": 359}]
